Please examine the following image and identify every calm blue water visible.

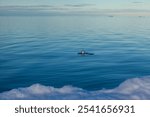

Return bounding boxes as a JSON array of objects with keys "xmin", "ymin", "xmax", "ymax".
[{"xmin": 0, "ymin": 16, "xmax": 150, "ymax": 92}]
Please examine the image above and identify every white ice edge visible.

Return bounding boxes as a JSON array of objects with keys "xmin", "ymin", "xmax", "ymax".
[{"xmin": 0, "ymin": 76, "xmax": 150, "ymax": 100}]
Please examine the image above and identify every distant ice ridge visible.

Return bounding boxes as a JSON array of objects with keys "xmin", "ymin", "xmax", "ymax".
[{"xmin": 0, "ymin": 76, "xmax": 150, "ymax": 100}]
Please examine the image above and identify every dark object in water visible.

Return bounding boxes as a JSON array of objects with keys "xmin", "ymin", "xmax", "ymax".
[
  {"xmin": 78, "ymin": 50, "xmax": 94, "ymax": 55},
  {"xmin": 108, "ymin": 15, "xmax": 114, "ymax": 17}
]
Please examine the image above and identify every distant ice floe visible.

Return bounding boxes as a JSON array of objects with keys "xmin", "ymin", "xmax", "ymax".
[{"xmin": 0, "ymin": 76, "xmax": 150, "ymax": 100}]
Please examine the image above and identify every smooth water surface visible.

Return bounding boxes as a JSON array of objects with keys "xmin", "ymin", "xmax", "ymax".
[{"xmin": 0, "ymin": 16, "xmax": 150, "ymax": 92}]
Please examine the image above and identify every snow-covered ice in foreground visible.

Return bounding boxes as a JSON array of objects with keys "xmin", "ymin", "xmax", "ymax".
[{"xmin": 0, "ymin": 76, "xmax": 150, "ymax": 100}]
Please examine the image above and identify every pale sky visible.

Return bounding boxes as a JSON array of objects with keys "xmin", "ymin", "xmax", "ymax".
[{"xmin": 0, "ymin": 0, "xmax": 150, "ymax": 16}]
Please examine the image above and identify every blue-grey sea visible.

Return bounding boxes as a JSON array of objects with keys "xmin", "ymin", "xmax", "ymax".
[{"xmin": 0, "ymin": 16, "xmax": 150, "ymax": 99}]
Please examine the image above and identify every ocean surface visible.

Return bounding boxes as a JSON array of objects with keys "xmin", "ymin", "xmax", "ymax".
[{"xmin": 0, "ymin": 16, "xmax": 150, "ymax": 99}]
